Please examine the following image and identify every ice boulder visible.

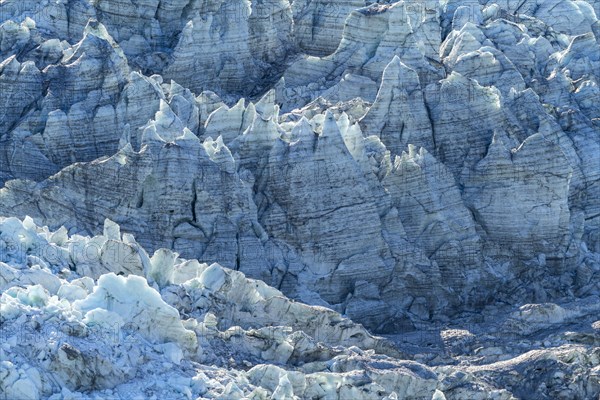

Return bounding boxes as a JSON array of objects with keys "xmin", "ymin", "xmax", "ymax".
[{"xmin": 74, "ymin": 273, "xmax": 197, "ymax": 352}]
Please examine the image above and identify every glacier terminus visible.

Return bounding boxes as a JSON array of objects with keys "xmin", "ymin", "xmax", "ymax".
[{"xmin": 0, "ymin": 0, "xmax": 600, "ymax": 399}]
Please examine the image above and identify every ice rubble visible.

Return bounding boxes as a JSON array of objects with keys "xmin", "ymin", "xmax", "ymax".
[
  {"xmin": 2, "ymin": 217, "xmax": 600, "ymax": 399},
  {"xmin": 0, "ymin": 217, "xmax": 429, "ymax": 399}
]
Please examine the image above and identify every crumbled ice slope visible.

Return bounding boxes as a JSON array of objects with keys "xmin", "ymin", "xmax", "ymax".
[
  {"xmin": 4, "ymin": 210, "xmax": 597, "ymax": 397},
  {"xmin": 2, "ymin": 216, "xmax": 600, "ymax": 399},
  {"xmin": 1, "ymin": 0, "xmax": 600, "ymax": 398},
  {"xmin": 0, "ymin": 217, "xmax": 460, "ymax": 399}
]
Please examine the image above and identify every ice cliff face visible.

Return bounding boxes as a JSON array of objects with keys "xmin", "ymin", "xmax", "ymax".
[{"xmin": 0, "ymin": 0, "xmax": 599, "ymax": 398}]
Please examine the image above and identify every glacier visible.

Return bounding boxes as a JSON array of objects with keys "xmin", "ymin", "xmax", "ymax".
[{"xmin": 0, "ymin": 0, "xmax": 599, "ymax": 398}]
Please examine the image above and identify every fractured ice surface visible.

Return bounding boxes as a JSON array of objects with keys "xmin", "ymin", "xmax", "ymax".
[{"xmin": 1, "ymin": 0, "xmax": 600, "ymax": 398}]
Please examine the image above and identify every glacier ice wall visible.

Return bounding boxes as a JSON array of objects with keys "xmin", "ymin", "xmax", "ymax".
[
  {"xmin": 0, "ymin": 0, "xmax": 600, "ymax": 398},
  {"xmin": 1, "ymin": 0, "xmax": 598, "ymax": 331}
]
